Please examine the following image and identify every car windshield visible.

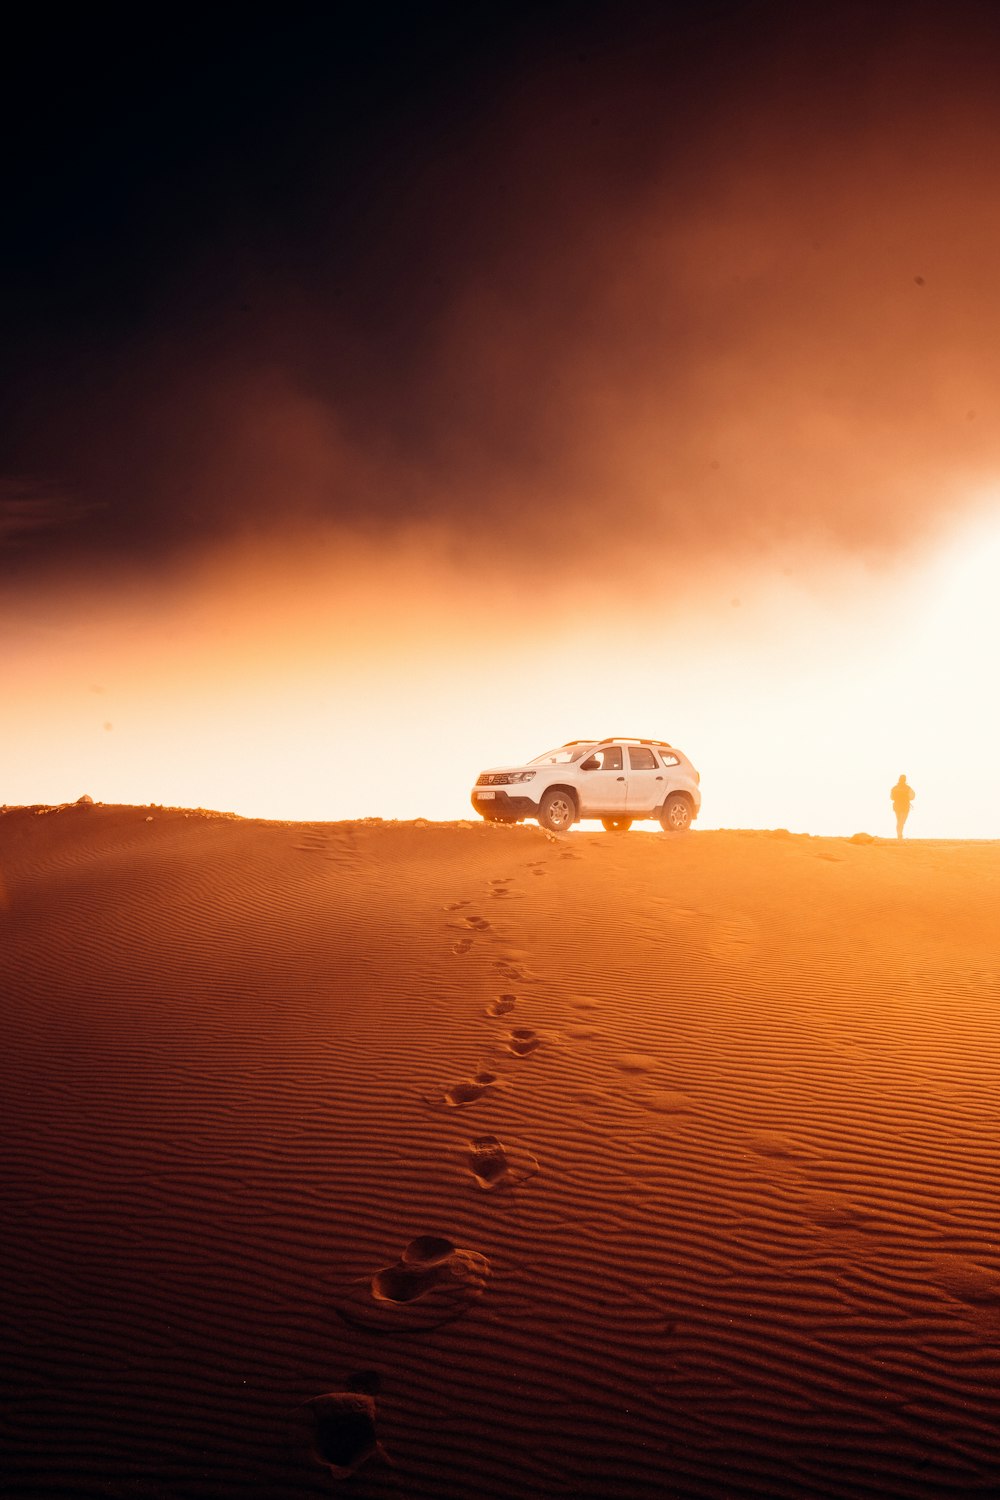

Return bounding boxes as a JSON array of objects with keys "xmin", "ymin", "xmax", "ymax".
[{"xmin": 528, "ymin": 744, "xmax": 595, "ymax": 766}]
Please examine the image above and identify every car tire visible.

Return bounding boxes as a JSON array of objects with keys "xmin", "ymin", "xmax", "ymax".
[
  {"xmin": 659, "ymin": 794, "xmax": 692, "ymax": 832},
  {"xmin": 538, "ymin": 788, "xmax": 576, "ymax": 833},
  {"xmin": 601, "ymin": 818, "xmax": 632, "ymax": 832}
]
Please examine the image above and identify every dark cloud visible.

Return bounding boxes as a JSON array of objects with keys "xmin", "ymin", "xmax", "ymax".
[
  {"xmin": 0, "ymin": 480, "xmax": 95, "ymax": 548},
  {"xmin": 5, "ymin": 2, "xmax": 1000, "ymax": 585}
]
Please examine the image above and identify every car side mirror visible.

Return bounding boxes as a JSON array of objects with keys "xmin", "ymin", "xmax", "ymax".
[{"xmin": 580, "ymin": 756, "xmax": 599, "ymax": 771}]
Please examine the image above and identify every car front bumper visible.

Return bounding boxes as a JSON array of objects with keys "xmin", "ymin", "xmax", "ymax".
[{"xmin": 470, "ymin": 788, "xmax": 539, "ymax": 821}]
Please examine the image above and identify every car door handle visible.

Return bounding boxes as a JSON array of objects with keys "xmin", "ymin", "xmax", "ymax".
[
  {"xmin": 655, "ymin": 775, "xmax": 663, "ymax": 780},
  {"xmin": 616, "ymin": 776, "xmax": 625, "ymax": 781}
]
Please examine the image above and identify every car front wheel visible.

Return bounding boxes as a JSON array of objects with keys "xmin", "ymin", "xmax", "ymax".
[
  {"xmin": 659, "ymin": 795, "xmax": 692, "ymax": 832},
  {"xmin": 538, "ymin": 788, "xmax": 576, "ymax": 833},
  {"xmin": 601, "ymin": 818, "xmax": 632, "ymax": 832}
]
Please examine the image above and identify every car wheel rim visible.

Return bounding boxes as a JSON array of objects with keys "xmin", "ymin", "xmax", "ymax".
[{"xmin": 552, "ymin": 800, "xmax": 570, "ymax": 827}]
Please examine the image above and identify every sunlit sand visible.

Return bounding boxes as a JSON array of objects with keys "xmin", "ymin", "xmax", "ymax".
[{"xmin": 3, "ymin": 803, "xmax": 999, "ymax": 1497}]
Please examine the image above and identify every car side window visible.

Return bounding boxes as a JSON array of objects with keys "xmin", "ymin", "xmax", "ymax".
[
  {"xmin": 584, "ymin": 745, "xmax": 623, "ymax": 770},
  {"xmin": 581, "ymin": 744, "xmax": 620, "ymax": 768},
  {"xmin": 628, "ymin": 746, "xmax": 658, "ymax": 770},
  {"xmin": 659, "ymin": 752, "xmax": 680, "ymax": 767}
]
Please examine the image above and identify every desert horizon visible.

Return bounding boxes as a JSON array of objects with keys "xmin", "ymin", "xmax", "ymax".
[{"xmin": 7, "ymin": 796, "xmax": 1000, "ymax": 844}]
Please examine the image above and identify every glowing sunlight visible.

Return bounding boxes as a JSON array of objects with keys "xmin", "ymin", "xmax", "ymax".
[{"xmin": 4, "ymin": 513, "xmax": 998, "ymax": 838}]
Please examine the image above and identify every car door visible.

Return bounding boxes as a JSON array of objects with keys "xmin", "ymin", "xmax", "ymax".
[
  {"xmin": 625, "ymin": 744, "xmax": 666, "ymax": 813},
  {"xmin": 576, "ymin": 744, "xmax": 628, "ymax": 816}
]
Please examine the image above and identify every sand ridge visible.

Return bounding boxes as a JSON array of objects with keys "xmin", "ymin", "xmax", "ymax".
[{"xmin": 2, "ymin": 806, "xmax": 1000, "ymax": 1497}]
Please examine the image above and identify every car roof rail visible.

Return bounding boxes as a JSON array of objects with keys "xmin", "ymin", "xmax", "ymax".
[
  {"xmin": 599, "ymin": 736, "xmax": 675, "ymax": 748},
  {"xmin": 560, "ymin": 736, "xmax": 678, "ymax": 751}
]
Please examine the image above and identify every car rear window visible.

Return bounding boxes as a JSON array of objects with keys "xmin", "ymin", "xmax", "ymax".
[{"xmin": 628, "ymin": 746, "xmax": 658, "ymax": 770}]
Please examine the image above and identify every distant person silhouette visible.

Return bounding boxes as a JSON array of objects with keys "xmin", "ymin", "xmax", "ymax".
[{"xmin": 891, "ymin": 775, "xmax": 915, "ymax": 840}]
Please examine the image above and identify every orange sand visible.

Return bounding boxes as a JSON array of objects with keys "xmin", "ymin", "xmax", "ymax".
[{"xmin": 2, "ymin": 805, "xmax": 1000, "ymax": 1498}]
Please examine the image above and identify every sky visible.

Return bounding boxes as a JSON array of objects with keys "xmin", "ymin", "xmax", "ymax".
[{"xmin": 3, "ymin": 1, "xmax": 1000, "ymax": 836}]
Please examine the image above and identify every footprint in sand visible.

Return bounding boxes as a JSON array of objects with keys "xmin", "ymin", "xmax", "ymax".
[
  {"xmin": 444, "ymin": 899, "xmax": 472, "ymax": 911},
  {"xmin": 613, "ymin": 1052, "xmax": 659, "ymax": 1074},
  {"xmin": 463, "ymin": 914, "xmax": 492, "ymax": 930},
  {"xmin": 486, "ymin": 993, "xmax": 516, "ymax": 1017},
  {"xmin": 304, "ymin": 1386, "xmax": 382, "ymax": 1478},
  {"xmin": 802, "ymin": 1191, "xmax": 876, "ymax": 1231},
  {"xmin": 636, "ymin": 1088, "xmax": 695, "ymax": 1114},
  {"xmin": 467, "ymin": 1134, "xmax": 539, "ymax": 1191},
  {"xmin": 336, "ymin": 1235, "xmax": 490, "ymax": 1330},
  {"xmin": 505, "ymin": 1026, "xmax": 542, "ymax": 1058},
  {"xmin": 452, "ymin": 937, "xmax": 474, "ymax": 955},
  {"xmin": 489, "ymin": 878, "xmax": 519, "ymax": 900},
  {"xmin": 494, "ymin": 959, "xmax": 537, "ymax": 983},
  {"xmin": 933, "ymin": 1254, "xmax": 1000, "ymax": 1308},
  {"xmin": 746, "ymin": 1130, "xmax": 810, "ymax": 1161},
  {"xmin": 570, "ymin": 995, "xmax": 601, "ymax": 1011},
  {"xmin": 426, "ymin": 1070, "xmax": 502, "ymax": 1108}
]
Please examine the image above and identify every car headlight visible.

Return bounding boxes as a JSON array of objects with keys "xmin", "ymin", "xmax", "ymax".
[{"xmin": 507, "ymin": 771, "xmax": 536, "ymax": 784}]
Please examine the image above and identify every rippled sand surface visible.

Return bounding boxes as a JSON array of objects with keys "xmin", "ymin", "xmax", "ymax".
[{"xmin": 3, "ymin": 805, "xmax": 999, "ymax": 1498}]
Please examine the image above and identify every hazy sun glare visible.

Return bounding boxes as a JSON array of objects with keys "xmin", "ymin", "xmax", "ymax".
[{"xmin": 4, "ymin": 511, "xmax": 999, "ymax": 838}]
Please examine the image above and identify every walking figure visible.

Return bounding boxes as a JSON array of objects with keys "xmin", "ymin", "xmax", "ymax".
[{"xmin": 891, "ymin": 775, "xmax": 915, "ymax": 840}]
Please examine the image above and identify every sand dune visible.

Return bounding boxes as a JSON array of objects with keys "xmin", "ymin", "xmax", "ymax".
[{"xmin": 2, "ymin": 805, "xmax": 1000, "ymax": 1498}]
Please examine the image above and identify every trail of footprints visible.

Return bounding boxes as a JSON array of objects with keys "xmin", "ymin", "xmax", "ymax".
[
  {"xmin": 317, "ymin": 859, "xmax": 553, "ymax": 1476},
  {"xmin": 433, "ymin": 867, "xmax": 552, "ymax": 1103}
]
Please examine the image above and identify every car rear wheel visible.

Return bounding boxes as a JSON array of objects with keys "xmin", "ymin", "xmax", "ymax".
[
  {"xmin": 660, "ymin": 794, "xmax": 692, "ymax": 832},
  {"xmin": 538, "ymin": 788, "xmax": 576, "ymax": 833},
  {"xmin": 601, "ymin": 818, "xmax": 632, "ymax": 832}
]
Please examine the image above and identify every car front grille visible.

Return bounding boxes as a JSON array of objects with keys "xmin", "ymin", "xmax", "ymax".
[{"xmin": 477, "ymin": 773, "xmax": 508, "ymax": 786}]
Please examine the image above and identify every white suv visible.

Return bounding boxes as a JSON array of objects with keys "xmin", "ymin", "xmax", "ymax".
[{"xmin": 471, "ymin": 738, "xmax": 701, "ymax": 833}]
